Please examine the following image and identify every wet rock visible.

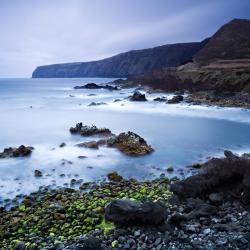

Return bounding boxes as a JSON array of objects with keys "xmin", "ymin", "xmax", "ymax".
[
  {"xmin": 88, "ymin": 102, "xmax": 107, "ymax": 106},
  {"xmin": 170, "ymin": 153, "xmax": 250, "ymax": 204},
  {"xmin": 105, "ymin": 199, "xmax": 167, "ymax": 226},
  {"xmin": 166, "ymin": 167, "xmax": 174, "ymax": 172},
  {"xmin": 153, "ymin": 97, "xmax": 167, "ymax": 102},
  {"xmin": 76, "ymin": 140, "xmax": 106, "ymax": 149},
  {"xmin": 34, "ymin": 170, "xmax": 42, "ymax": 177},
  {"xmin": 0, "ymin": 145, "xmax": 34, "ymax": 158},
  {"xmin": 69, "ymin": 123, "xmax": 112, "ymax": 137},
  {"xmin": 107, "ymin": 171, "xmax": 123, "ymax": 182},
  {"xmin": 130, "ymin": 91, "xmax": 147, "ymax": 101},
  {"xmin": 74, "ymin": 83, "xmax": 118, "ymax": 91},
  {"xmin": 59, "ymin": 142, "xmax": 66, "ymax": 148},
  {"xmin": 107, "ymin": 132, "xmax": 153, "ymax": 156},
  {"xmin": 167, "ymin": 95, "xmax": 184, "ymax": 104},
  {"xmin": 78, "ymin": 156, "xmax": 87, "ymax": 159}
]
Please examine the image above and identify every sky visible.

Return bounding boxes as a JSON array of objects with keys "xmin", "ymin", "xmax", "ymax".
[{"xmin": 0, "ymin": 0, "xmax": 250, "ymax": 77}]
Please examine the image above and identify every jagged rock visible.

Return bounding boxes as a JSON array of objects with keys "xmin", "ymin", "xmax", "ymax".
[
  {"xmin": 69, "ymin": 123, "xmax": 112, "ymax": 137},
  {"xmin": 0, "ymin": 145, "xmax": 34, "ymax": 159},
  {"xmin": 170, "ymin": 150, "xmax": 250, "ymax": 204},
  {"xmin": 107, "ymin": 171, "xmax": 123, "ymax": 182},
  {"xmin": 34, "ymin": 170, "xmax": 42, "ymax": 177},
  {"xmin": 105, "ymin": 199, "xmax": 167, "ymax": 226},
  {"xmin": 75, "ymin": 140, "xmax": 106, "ymax": 149},
  {"xmin": 74, "ymin": 83, "xmax": 118, "ymax": 91},
  {"xmin": 167, "ymin": 95, "xmax": 184, "ymax": 104},
  {"xmin": 130, "ymin": 91, "xmax": 147, "ymax": 101},
  {"xmin": 107, "ymin": 132, "xmax": 153, "ymax": 156}
]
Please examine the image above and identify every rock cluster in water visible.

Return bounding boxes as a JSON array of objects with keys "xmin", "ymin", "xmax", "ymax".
[
  {"xmin": 70, "ymin": 124, "xmax": 154, "ymax": 156},
  {"xmin": 74, "ymin": 83, "xmax": 119, "ymax": 91},
  {"xmin": 69, "ymin": 123, "xmax": 112, "ymax": 137},
  {"xmin": 0, "ymin": 145, "xmax": 34, "ymax": 159}
]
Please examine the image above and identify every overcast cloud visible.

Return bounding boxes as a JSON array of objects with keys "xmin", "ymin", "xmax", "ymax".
[{"xmin": 0, "ymin": 0, "xmax": 250, "ymax": 77}]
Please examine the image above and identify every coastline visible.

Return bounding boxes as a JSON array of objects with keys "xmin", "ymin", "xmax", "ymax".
[{"xmin": 1, "ymin": 151, "xmax": 250, "ymax": 249}]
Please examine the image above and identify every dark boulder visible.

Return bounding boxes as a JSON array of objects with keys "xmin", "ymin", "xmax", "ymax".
[
  {"xmin": 107, "ymin": 131, "xmax": 153, "ymax": 156},
  {"xmin": 170, "ymin": 151, "xmax": 250, "ymax": 204},
  {"xmin": 0, "ymin": 145, "xmax": 34, "ymax": 159},
  {"xmin": 105, "ymin": 199, "xmax": 167, "ymax": 226},
  {"xmin": 167, "ymin": 95, "xmax": 184, "ymax": 104},
  {"xmin": 130, "ymin": 91, "xmax": 147, "ymax": 101},
  {"xmin": 69, "ymin": 123, "xmax": 112, "ymax": 137}
]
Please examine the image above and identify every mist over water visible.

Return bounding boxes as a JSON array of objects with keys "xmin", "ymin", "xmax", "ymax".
[{"xmin": 0, "ymin": 78, "xmax": 250, "ymax": 202}]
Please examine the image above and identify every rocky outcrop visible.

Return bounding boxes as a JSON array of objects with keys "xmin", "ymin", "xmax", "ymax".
[
  {"xmin": 69, "ymin": 123, "xmax": 112, "ymax": 137},
  {"xmin": 0, "ymin": 145, "xmax": 34, "ymax": 158},
  {"xmin": 130, "ymin": 91, "xmax": 147, "ymax": 101},
  {"xmin": 70, "ymin": 124, "xmax": 154, "ymax": 156},
  {"xmin": 32, "ymin": 41, "xmax": 207, "ymax": 78},
  {"xmin": 170, "ymin": 151, "xmax": 250, "ymax": 205},
  {"xmin": 74, "ymin": 83, "xmax": 118, "ymax": 91},
  {"xmin": 107, "ymin": 132, "xmax": 153, "ymax": 156},
  {"xmin": 167, "ymin": 95, "xmax": 184, "ymax": 104},
  {"xmin": 105, "ymin": 199, "xmax": 167, "ymax": 226}
]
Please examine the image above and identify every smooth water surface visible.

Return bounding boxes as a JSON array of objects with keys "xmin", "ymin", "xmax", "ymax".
[{"xmin": 0, "ymin": 78, "xmax": 250, "ymax": 201}]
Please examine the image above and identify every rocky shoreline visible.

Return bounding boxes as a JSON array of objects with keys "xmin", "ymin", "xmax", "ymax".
[{"xmin": 0, "ymin": 151, "xmax": 250, "ymax": 250}]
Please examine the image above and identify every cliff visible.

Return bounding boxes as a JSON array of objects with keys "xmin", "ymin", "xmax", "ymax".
[
  {"xmin": 117, "ymin": 19, "xmax": 250, "ymax": 93},
  {"xmin": 32, "ymin": 41, "xmax": 207, "ymax": 78}
]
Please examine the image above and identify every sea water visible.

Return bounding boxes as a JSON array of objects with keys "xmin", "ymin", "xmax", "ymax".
[{"xmin": 0, "ymin": 78, "xmax": 250, "ymax": 201}]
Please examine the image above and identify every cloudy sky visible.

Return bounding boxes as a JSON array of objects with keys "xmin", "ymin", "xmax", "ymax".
[{"xmin": 1, "ymin": 0, "xmax": 250, "ymax": 77}]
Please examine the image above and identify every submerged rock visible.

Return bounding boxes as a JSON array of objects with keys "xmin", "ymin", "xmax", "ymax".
[
  {"xmin": 130, "ymin": 91, "xmax": 147, "ymax": 101},
  {"xmin": 105, "ymin": 199, "xmax": 167, "ymax": 226},
  {"xmin": 88, "ymin": 102, "xmax": 107, "ymax": 106},
  {"xmin": 0, "ymin": 145, "xmax": 34, "ymax": 159},
  {"xmin": 59, "ymin": 142, "xmax": 66, "ymax": 148},
  {"xmin": 107, "ymin": 132, "xmax": 153, "ymax": 156},
  {"xmin": 69, "ymin": 123, "xmax": 112, "ymax": 137},
  {"xmin": 167, "ymin": 95, "xmax": 184, "ymax": 104},
  {"xmin": 170, "ymin": 150, "xmax": 250, "ymax": 204},
  {"xmin": 107, "ymin": 171, "xmax": 123, "ymax": 182},
  {"xmin": 74, "ymin": 83, "xmax": 118, "ymax": 91},
  {"xmin": 76, "ymin": 140, "xmax": 106, "ymax": 149}
]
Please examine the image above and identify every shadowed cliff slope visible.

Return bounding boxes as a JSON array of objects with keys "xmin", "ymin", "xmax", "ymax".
[{"xmin": 32, "ymin": 41, "xmax": 207, "ymax": 78}]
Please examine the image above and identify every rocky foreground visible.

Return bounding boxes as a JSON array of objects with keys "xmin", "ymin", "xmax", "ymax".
[{"xmin": 0, "ymin": 151, "xmax": 250, "ymax": 249}]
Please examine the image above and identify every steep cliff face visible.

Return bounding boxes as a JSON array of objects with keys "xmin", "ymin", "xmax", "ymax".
[
  {"xmin": 194, "ymin": 19, "xmax": 250, "ymax": 65},
  {"xmin": 32, "ymin": 41, "xmax": 207, "ymax": 78},
  {"xmin": 118, "ymin": 19, "xmax": 250, "ymax": 93}
]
